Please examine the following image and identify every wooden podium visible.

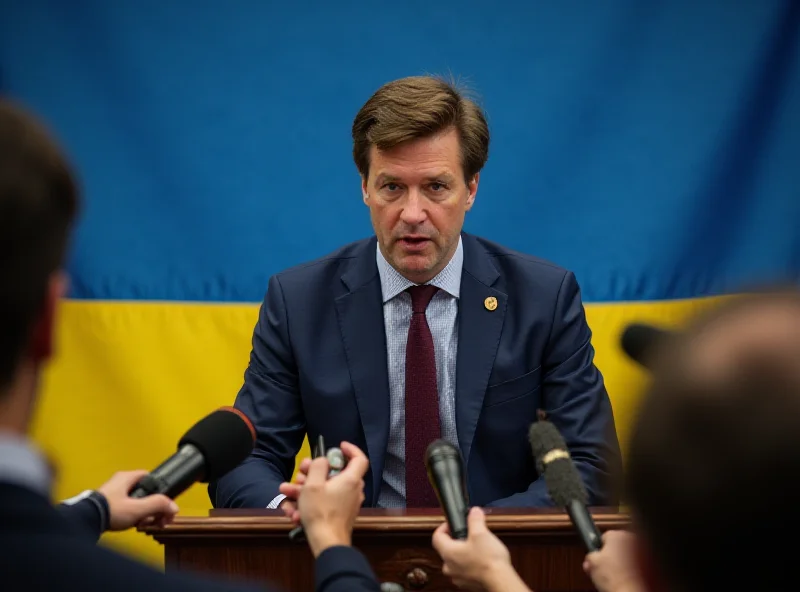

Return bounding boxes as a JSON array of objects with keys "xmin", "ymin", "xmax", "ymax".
[{"xmin": 142, "ymin": 508, "xmax": 628, "ymax": 592}]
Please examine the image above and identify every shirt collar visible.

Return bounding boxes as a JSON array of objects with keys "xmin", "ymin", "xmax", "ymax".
[
  {"xmin": 376, "ymin": 236, "xmax": 463, "ymax": 303},
  {"xmin": 0, "ymin": 430, "xmax": 52, "ymax": 498}
]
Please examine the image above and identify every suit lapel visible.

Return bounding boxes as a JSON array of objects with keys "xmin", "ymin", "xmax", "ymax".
[
  {"xmin": 455, "ymin": 234, "xmax": 507, "ymax": 464},
  {"xmin": 335, "ymin": 239, "xmax": 390, "ymax": 505}
]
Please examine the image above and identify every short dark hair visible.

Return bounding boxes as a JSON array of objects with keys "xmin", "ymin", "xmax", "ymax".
[
  {"xmin": 626, "ymin": 290, "xmax": 800, "ymax": 591},
  {"xmin": 352, "ymin": 75, "xmax": 490, "ymax": 183},
  {"xmin": 0, "ymin": 100, "xmax": 79, "ymax": 390}
]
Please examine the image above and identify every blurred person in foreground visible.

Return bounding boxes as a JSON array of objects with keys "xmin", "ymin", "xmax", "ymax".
[
  {"xmin": 0, "ymin": 99, "xmax": 379, "ymax": 591},
  {"xmin": 433, "ymin": 289, "xmax": 800, "ymax": 592}
]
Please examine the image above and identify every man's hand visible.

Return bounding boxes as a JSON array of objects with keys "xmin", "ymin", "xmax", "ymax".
[
  {"xmin": 279, "ymin": 442, "xmax": 368, "ymax": 557},
  {"xmin": 432, "ymin": 507, "xmax": 530, "ymax": 592},
  {"xmin": 277, "ymin": 457, "xmax": 312, "ymax": 522},
  {"xmin": 96, "ymin": 471, "xmax": 179, "ymax": 531},
  {"xmin": 583, "ymin": 530, "xmax": 645, "ymax": 592}
]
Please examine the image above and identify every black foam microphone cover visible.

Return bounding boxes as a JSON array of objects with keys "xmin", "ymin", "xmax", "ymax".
[
  {"xmin": 129, "ymin": 407, "xmax": 256, "ymax": 499},
  {"xmin": 425, "ymin": 439, "xmax": 469, "ymax": 539},
  {"xmin": 620, "ymin": 323, "xmax": 673, "ymax": 369},
  {"xmin": 529, "ymin": 421, "xmax": 603, "ymax": 552}
]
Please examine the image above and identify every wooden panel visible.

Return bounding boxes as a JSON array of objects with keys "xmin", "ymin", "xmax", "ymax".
[{"xmin": 142, "ymin": 509, "xmax": 629, "ymax": 592}]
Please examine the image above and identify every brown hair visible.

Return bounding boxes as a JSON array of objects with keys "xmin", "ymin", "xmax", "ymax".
[
  {"xmin": 0, "ymin": 100, "xmax": 79, "ymax": 389},
  {"xmin": 352, "ymin": 75, "xmax": 490, "ymax": 183}
]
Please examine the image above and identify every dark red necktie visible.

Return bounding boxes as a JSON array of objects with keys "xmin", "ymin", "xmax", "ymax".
[{"xmin": 405, "ymin": 285, "xmax": 441, "ymax": 508}]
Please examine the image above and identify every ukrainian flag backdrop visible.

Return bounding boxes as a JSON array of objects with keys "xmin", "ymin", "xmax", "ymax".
[{"xmin": 1, "ymin": 0, "xmax": 799, "ymax": 567}]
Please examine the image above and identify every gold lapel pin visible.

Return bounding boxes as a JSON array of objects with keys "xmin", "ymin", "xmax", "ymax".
[{"xmin": 484, "ymin": 296, "xmax": 498, "ymax": 311}]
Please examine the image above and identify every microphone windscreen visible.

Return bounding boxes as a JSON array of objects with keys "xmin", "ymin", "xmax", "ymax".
[
  {"xmin": 178, "ymin": 407, "xmax": 256, "ymax": 481},
  {"xmin": 541, "ymin": 456, "xmax": 589, "ymax": 506},
  {"xmin": 620, "ymin": 323, "xmax": 672, "ymax": 369},
  {"xmin": 529, "ymin": 420, "xmax": 567, "ymax": 474},
  {"xmin": 529, "ymin": 421, "xmax": 589, "ymax": 506}
]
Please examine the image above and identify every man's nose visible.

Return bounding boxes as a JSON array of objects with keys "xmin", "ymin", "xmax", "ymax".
[{"xmin": 399, "ymin": 190, "xmax": 426, "ymax": 225}]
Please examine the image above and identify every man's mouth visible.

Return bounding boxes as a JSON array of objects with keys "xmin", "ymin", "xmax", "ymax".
[{"xmin": 398, "ymin": 236, "xmax": 431, "ymax": 251}]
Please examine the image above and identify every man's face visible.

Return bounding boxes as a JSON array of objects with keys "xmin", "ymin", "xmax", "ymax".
[{"xmin": 362, "ymin": 127, "xmax": 478, "ymax": 284}]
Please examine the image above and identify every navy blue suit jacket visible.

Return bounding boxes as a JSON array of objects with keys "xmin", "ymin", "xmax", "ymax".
[
  {"xmin": 211, "ymin": 233, "xmax": 621, "ymax": 509},
  {"xmin": 0, "ymin": 482, "xmax": 378, "ymax": 591}
]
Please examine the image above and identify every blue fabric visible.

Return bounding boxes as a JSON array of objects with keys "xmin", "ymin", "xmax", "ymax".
[{"xmin": 1, "ymin": 0, "xmax": 798, "ymax": 302}]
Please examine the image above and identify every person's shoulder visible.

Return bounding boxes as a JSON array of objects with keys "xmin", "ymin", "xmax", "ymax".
[
  {"xmin": 466, "ymin": 233, "xmax": 572, "ymax": 283},
  {"xmin": 272, "ymin": 236, "xmax": 375, "ymax": 283},
  {"xmin": 0, "ymin": 531, "xmax": 267, "ymax": 592},
  {"xmin": 86, "ymin": 543, "xmax": 268, "ymax": 592}
]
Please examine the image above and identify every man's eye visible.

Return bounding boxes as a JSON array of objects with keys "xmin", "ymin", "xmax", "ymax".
[{"xmin": 384, "ymin": 183, "xmax": 400, "ymax": 191}]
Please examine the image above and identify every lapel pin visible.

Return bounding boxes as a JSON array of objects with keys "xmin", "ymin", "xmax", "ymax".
[{"xmin": 484, "ymin": 296, "xmax": 498, "ymax": 311}]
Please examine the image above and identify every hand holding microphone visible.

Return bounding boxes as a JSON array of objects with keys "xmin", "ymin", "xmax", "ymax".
[
  {"xmin": 65, "ymin": 407, "xmax": 256, "ymax": 534},
  {"xmin": 426, "ymin": 441, "xmax": 526, "ymax": 591},
  {"xmin": 285, "ymin": 435, "xmax": 348, "ymax": 542},
  {"xmin": 279, "ymin": 441, "xmax": 369, "ymax": 558},
  {"xmin": 128, "ymin": 406, "xmax": 256, "ymax": 500}
]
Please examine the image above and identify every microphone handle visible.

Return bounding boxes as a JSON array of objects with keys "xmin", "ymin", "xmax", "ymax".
[
  {"xmin": 566, "ymin": 499, "xmax": 603, "ymax": 552},
  {"xmin": 128, "ymin": 444, "xmax": 206, "ymax": 499}
]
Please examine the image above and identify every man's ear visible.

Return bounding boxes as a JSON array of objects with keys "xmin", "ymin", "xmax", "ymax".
[
  {"xmin": 361, "ymin": 176, "xmax": 369, "ymax": 204},
  {"xmin": 29, "ymin": 272, "xmax": 67, "ymax": 363},
  {"xmin": 465, "ymin": 173, "xmax": 479, "ymax": 210}
]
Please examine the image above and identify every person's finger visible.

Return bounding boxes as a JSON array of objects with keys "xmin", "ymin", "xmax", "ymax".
[
  {"xmin": 297, "ymin": 458, "xmax": 312, "ymax": 474},
  {"xmin": 339, "ymin": 441, "xmax": 367, "ymax": 463},
  {"xmin": 467, "ymin": 506, "xmax": 487, "ymax": 532},
  {"xmin": 431, "ymin": 522, "xmax": 452, "ymax": 554},
  {"xmin": 112, "ymin": 470, "xmax": 150, "ymax": 488},
  {"xmin": 304, "ymin": 457, "xmax": 330, "ymax": 486},
  {"xmin": 338, "ymin": 443, "xmax": 369, "ymax": 479},
  {"xmin": 442, "ymin": 564, "xmax": 452, "ymax": 577},
  {"xmin": 137, "ymin": 516, "xmax": 155, "ymax": 527},
  {"xmin": 279, "ymin": 483, "xmax": 302, "ymax": 499},
  {"xmin": 295, "ymin": 473, "xmax": 307, "ymax": 485},
  {"xmin": 135, "ymin": 495, "xmax": 179, "ymax": 520}
]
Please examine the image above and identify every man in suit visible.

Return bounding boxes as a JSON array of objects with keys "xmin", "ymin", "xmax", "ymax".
[
  {"xmin": 0, "ymin": 99, "xmax": 379, "ymax": 591},
  {"xmin": 211, "ymin": 75, "xmax": 621, "ymax": 513}
]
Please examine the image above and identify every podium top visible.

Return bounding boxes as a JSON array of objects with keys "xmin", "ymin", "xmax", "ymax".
[{"xmin": 141, "ymin": 507, "xmax": 629, "ymax": 540}]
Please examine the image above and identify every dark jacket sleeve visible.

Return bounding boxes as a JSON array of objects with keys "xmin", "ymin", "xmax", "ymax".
[
  {"xmin": 57, "ymin": 491, "xmax": 108, "ymax": 541},
  {"xmin": 315, "ymin": 546, "xmax": 381, "ymax": 592},
  {"xmin": 209, "ymin": 274, "xmax": 307, "ymax": 509}
]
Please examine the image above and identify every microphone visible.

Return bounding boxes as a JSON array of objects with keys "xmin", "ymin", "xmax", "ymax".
[
  {"xmin": 129, "ymin": 407, "xmax": 256, "ymax": 499},
  {"xmin": 529, "ymin": 420, "xmax": 603, "ymax": 552},
  {"xmin": 620, "ymin": 323, "xmax": 673, "ymax": 370},
  {"xmin": 425, "ymin": 439, "xmax": 469, "ymax": 540}
]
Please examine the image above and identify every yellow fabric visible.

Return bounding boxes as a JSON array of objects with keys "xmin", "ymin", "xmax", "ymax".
[{"xmin": 31, "ymin": 296, "xmax": 724, "ymax": 566}]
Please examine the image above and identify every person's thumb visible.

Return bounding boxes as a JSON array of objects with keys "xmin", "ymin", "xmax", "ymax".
[
  {"xmin": 305, "ymin": 456, "xmax": 331, "ymax": 486},
  {"xmin": 467, "ymin": 506, "xmax": 487, "ymax": 531}
]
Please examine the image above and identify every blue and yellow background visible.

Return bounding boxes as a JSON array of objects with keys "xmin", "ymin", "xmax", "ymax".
[{"xmin": 1, "ymin": 0, "xmax": 798, "ymax": 566}]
